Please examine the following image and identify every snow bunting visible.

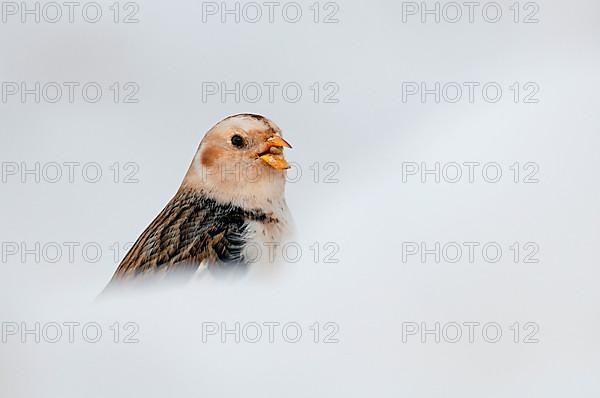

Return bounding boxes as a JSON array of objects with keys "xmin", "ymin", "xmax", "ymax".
[{"xmin": 108, "ymin": 114, "xmax": 293, "ymax": 284}]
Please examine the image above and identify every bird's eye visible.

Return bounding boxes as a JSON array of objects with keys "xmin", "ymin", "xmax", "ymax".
[{"xmin": 231, "ymin": 134, "xmax": 245, "ymax": 148}]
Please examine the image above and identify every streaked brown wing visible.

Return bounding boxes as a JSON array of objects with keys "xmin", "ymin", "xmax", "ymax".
[{"xmin": 109, "ymin": 189, "xmax": 248, "ymax": 282}]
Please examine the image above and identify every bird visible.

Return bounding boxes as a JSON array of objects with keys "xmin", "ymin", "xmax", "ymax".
[{"xmin": 106, "ymin": 113, "xmax": 293, "ymax": 286}]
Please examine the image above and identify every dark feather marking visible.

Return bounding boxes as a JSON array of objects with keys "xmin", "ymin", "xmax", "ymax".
[
  {"xmin": 110, "ymin": 189, "xmax": 278, "ymax": 281},
  {"xmin": 223, "ymin": 113, "xmax": 278, "ymax": 135}
]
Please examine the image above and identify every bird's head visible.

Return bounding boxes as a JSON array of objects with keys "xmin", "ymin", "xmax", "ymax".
[{"xmin": 182, "ymin": 114, "xmax": 292, "ymax": 206}]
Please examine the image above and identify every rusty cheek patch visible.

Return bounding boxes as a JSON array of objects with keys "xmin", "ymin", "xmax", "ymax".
[{"xmin": 200, "ymin": 145, "xmax": 223, "ymax": 167}]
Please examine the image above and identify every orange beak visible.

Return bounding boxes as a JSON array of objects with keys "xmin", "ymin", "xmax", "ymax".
[{"xmin": 258, "ymin": 135, "xmax": 292, "ymax": 169}]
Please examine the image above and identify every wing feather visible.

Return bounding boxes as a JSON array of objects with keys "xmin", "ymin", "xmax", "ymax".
[{"xmin": 109, "ymin": 189, "xmax": 254, "ymax": 281}]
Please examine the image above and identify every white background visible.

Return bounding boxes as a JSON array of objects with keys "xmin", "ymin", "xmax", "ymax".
[{"xmin": 1, "ymin": 0, "xmax": 599, "ymax": 396}]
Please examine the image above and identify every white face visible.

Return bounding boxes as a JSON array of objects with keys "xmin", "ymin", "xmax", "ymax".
[{"xmin": 181, "ymin": 114, "xmax": 292, "ymax": 207}]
